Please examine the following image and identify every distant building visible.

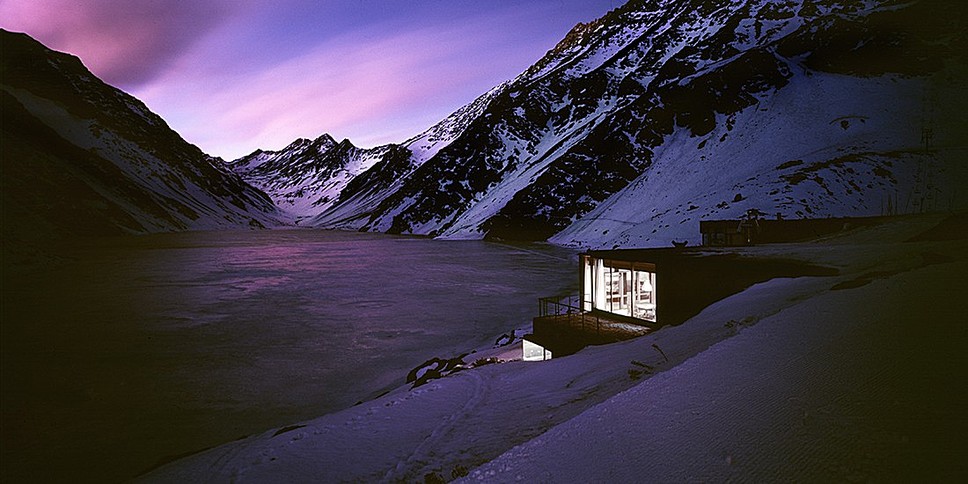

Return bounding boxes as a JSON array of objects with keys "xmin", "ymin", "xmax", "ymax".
[{"xmin": 700, "ymin": 215, "xmax": 889, "ymax": 246}]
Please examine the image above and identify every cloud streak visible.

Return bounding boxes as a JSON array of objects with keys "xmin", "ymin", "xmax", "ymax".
[
  {"xmin": 3, "ymin": 0, "xmax": 620, "ymax": 159},
  {"xmin": 136, "ymin": 5, "xmax": 569, "ymax": 158},
  {"xmin": 0, "ymin": 0, "xmax": 238, "ymax": 88}
]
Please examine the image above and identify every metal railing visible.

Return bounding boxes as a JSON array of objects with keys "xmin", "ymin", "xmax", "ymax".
[
  {"xmin": 538, "ymin": 294, "xmax": 582, "ymax": 317},
  {"xmin": 537, "ymin": 294, "xmax": 600, "ymax": 336}
]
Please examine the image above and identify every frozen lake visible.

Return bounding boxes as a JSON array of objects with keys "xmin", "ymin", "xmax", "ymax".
[{"xmin": 1, "ymin": 229, "xmax": 575, "ymax": 483}]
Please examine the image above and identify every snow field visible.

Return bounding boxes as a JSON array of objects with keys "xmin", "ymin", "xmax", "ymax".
[{"xmin": 468, "ymin": 237, "xmax": 967, "ymax": 482}]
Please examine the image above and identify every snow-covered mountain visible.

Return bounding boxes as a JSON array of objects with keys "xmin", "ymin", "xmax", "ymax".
[
  {"xmin": 243, "ymin": 0, "xmax": 967, "ymax": 248},
  {"xmin": 230, "ymin": 82, "xmax": 508, "ymax": 225},
  {"xmin": 229, "ymin": 134, "xmax": 392, "ymax": 223},
  {"xmin": 0, "ymin": 29, "xmax": 282, "ymax": 241},
  {"xmin": 307, "ymin": 84, "xmax": 510, "ymax": 229}
]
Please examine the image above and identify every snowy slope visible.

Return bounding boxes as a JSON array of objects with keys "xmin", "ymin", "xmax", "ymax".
[
  {"xmin": 469, "ymin": 227, "xmax": 968, "ymax": 482},
  {"xmin": 552, "ymin": 66, "xmax": 968, "ymax": 248},
  {"xmin": 302, "ymin": 82, "xmax": 509, "ymax": 230},
  {"xmin": 1, "ymin": 30, "xmax": 282, "ymax": 240},
  {"xmin": 233, "ymin": 82, "xmax": 509, "ymax": 228},
  {"xmin": 299, "ymin": 0, "xmax": 967, "ymax": 246},
  {"xmin": 139, "ymin": 215, "xmax": 968, "ymax": 482},
  {"xmin": 403, "ymin": 82, "xmax": 511, "ymax": 167}
]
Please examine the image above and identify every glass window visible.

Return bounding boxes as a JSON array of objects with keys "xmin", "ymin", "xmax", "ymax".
[
  {"xmin": 632, "ymin": 269, "xmax": 656, "ymax": 321},
  {"xmin": 586, "ymin": 257, "xmax": 657, "ymax": 322}
]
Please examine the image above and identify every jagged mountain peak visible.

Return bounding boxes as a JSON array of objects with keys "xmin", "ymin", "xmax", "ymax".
[
  {"xmin": 229, "ymin": 132, "xmax": 397, "ymax": 221},
  {"xmin": 241, "ymin": 78, "xmax": 506, "ymax": 224},
  {"xmin": 286, "ymin": 133, "xmax": 338, "ymax": 153},
  {"xmin": 284, "ymin": 137, "xmax": 314, "ymax": 149}
]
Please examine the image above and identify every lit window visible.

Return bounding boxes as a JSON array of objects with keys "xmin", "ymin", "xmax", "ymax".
[{"xmin": 523, "ymin": 339, "xmax": 552, "ymax": 361}]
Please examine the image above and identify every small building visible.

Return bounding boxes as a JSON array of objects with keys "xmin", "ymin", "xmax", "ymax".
[
  {"xmin": 700, "ymin": 215, "xmax": 889, "ymax": 246},
  {"xmin": 526, "ymin": 247, "xmax": 835, "ymax": 359}
]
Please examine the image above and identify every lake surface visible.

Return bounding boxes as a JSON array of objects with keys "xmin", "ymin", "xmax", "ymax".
[{"xmin": 1, "ymin": 229, "xmax": 575, "ymax": 483}]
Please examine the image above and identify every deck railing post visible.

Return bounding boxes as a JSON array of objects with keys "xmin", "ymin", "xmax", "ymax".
[{"xmin": 538, "ymin": 292, "xmax": 653, "ymax": 346}]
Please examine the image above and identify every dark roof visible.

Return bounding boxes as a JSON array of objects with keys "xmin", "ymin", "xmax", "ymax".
[
  {"xmin": 583, "ymin": 247, "xmax": 722, "ymax": 264},
  {"xmin": 583, "ymin": 246, "xmax": 839, "ymax": 276}
]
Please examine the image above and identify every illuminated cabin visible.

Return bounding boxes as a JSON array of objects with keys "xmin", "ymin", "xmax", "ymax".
[{"xmin": 525, "ymin": 247, "xmax": 836, "ymax": 360}]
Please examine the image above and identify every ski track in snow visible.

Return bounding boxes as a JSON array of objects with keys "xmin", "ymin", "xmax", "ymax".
[{"xmin": 383, "ymin": 371, "xmax": 487, "ymax": 481}]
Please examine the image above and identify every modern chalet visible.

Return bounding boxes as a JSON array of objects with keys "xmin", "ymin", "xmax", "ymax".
[
  {"xmin": 525, "ymin": 246, "xmax": 835, "ymax": 360},
  {"xmin": 523, "ymin": 215, "xmax": 914, "ymax": 360}
]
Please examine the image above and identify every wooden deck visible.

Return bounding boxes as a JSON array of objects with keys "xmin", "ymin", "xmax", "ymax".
[{"xmin": 529, "ymin": 311, "xmax": 653, "ymax": 356}]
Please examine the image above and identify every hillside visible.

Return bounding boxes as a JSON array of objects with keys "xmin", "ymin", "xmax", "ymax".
[{"xmin": 0, "ymin": 30, "xmax": 282, "ymax": 244}]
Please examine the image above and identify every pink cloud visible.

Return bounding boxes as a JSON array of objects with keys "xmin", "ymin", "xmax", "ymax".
[
  {"xmin": 0, "ymin": 0, "xmax": 238, "ymax": 88},
  {"xmin": 134, "ymin": 14, "xmax": 541, "ymax": 158},
  {"xmin": 3, "ymin": 0, "xmax": 616, "ymax": 159}
]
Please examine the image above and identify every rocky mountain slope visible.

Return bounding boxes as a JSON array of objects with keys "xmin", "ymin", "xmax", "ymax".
[
  {"xmin": 243, "ymin": 0, "xmax": 967, "ymax": 248},
  {"xmin": 230, "ymin": 82, "xmax": 508, "ymax": 226},
  {"xmin": 1, "ymin": 30, "xmax": 282, "ymax": 243}
]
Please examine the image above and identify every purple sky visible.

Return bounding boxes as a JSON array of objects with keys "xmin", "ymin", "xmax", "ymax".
[{"xmin": 2, "ymin": 0, "xmax": 620, "ymax": 159}]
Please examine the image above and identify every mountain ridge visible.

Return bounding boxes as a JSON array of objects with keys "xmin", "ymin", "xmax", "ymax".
[
  {"xmin": 6, "ymin": 0, "xmax": 966, "ymax": 248},
  {"xmin": 1, "ymin": 29, "xmax": 283, "ymax": 243},
  {"xmin": 228, "ymin": 132, "xmax": 393, "ymax": 222},
  {"xmin": 237, "ymin": 0, "xmax": 968, "ymax": 247}
]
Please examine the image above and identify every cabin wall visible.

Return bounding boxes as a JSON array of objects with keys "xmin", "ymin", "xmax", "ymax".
[{"xmin": 658, "ymin": 256, "xmax": 838, "ymax": 325}]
